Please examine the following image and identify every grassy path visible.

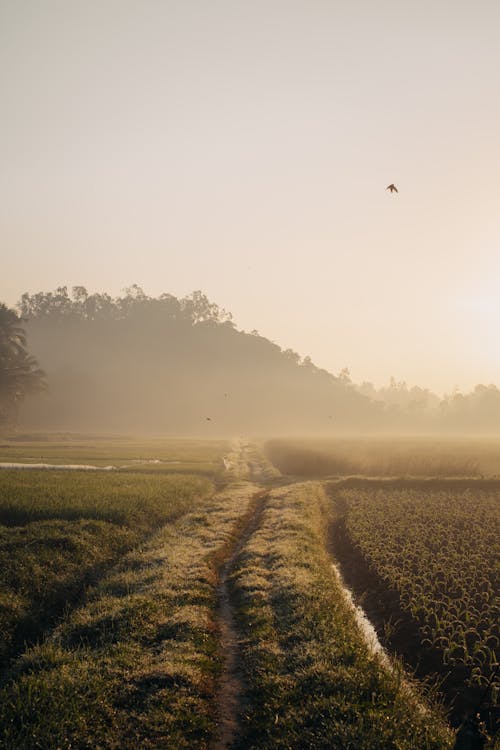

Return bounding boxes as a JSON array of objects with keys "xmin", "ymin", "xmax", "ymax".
[
  {"xmin": 229, "ymin": 481, "xmax": 454, "ymax": 749},
  {"xmin": 214, "ymin": 489, "xmax": 269, "ymax": 749}
]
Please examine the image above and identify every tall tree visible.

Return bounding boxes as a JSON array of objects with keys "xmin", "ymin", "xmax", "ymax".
[{"xmin": 0, "ymin": 304, "xmax": 46, "ymax": 427}]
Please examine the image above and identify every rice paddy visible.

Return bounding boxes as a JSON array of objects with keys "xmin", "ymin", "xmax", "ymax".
[{"xmin": 0, "ymin": 436, "xmax": 497, "ymax": 748}]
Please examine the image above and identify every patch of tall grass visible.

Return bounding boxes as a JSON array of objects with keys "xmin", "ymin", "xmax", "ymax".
[{"xmin": 264, "ymin": 437, "xmax": 497, "ymax": 477}]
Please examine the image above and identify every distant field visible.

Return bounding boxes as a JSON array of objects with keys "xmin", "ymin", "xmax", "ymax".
[
  {"xmin": 329, "ymin": 482, "xmax": 500, "ymax": 731},
  {"xmin": 265, "ymin": 437, "xmax": 500, "ymax": 477},
  {"xmin": 0, "ymin": 436, "xmax": 230, "ymax": 476}
]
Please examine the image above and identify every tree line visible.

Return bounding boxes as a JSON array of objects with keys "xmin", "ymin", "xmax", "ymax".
[
  {"xmin": 18, "ymin": 285, "xmax": 235, "ymax": 325},
  {"xmin": 2, "ymin": 286, "xmax": 500, "ymax": 433},
  {"xmin": 0, "ymin": 304, "xmax": 45, "ymax": 427}
]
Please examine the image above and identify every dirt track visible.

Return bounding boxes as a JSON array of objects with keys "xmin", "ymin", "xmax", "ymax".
[
  {"xmin": 213, "ymin": 441, "xmax": 271, "ymax": 749},
  {"xmin": 213, "ymin": 488, "xmax": 269, "ymax": 750}
]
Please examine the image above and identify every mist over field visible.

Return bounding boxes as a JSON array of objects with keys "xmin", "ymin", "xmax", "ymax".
[
  {"xmin": 2, "ymin": 3, "xmax": 500, "ymax": 747},
  {"xmin": 5, "ymin": 286, "xmax": 500, "ymax": 436}
]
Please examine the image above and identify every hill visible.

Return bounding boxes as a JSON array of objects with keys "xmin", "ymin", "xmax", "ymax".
[{"xmin": 17, "ymin": 286, "xmax": 379, "ymax": 434}]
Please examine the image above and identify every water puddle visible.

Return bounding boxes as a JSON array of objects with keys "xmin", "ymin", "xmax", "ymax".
[
  {"xmin": 0, "ymin": 458, "xmax": 183, "ymax": 471},
  {"xmin": 0, "ymin": 462, "xmax": 116, "ymax": 471},
  {"xmin": 331, "ymin": 562, "xmax": 390, "ymax": 666},
  {"xmin": 331, "ymin": 561, "xmax": 432, "ymax": 720},
  {"xmin": 119, "ymin": 459, "xmax": 180, "ymax": 467}
]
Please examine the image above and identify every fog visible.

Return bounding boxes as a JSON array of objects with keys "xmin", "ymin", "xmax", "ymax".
[
  {"xmin": 11, "ymin": 287, "xmax": 500, "ymax": 436},
  {"xmin": 2, "ymin": 2, "xmax": 500, "ymax": 396}
]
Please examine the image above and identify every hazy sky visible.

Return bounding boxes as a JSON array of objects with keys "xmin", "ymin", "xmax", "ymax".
[{"xmin": 2, "ymin": 1, "xmax": 500, "ymax": 394}]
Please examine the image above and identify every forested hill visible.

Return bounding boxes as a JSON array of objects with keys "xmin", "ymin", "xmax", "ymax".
[{"xmin": 17, "ymin": 286, "xmax": 380, "ymax": 434}]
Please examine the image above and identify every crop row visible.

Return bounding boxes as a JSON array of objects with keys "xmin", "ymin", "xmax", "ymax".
[{"xmin": 337, "ymin": 487, "xmax": 499, "ymax": 694}]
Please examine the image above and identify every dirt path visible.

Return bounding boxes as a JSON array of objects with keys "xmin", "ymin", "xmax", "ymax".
[
  {"xmin": 213, "ymin": 488, "xmax": 269, "ymax": 750},
  {"xmin": 222, "ymin": 439, "xmax": 281, "ymax": 484}
]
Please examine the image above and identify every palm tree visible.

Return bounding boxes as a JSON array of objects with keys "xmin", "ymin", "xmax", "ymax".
[{"xmin": 0, "ymin": 304, "xmax": 46, "ymax": 426}]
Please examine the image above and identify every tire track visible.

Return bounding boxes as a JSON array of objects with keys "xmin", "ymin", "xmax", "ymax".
[{"xmin": 213, "ymin": 488, "xmax": 269, "ymax": 750}]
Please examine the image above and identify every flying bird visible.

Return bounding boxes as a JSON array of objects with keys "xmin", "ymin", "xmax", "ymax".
[
  {"xmin": 206, "ymin": 417, "xmax": 212, "ymax": 421},
  {"xmin": 386, "ymin": 184, "xmax": 398, "ymax": 193}
]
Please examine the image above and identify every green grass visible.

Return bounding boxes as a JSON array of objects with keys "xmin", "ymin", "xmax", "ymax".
[
  {"xmin": 0, "ymin": 471, "xmax": 212, "ymax": 669},
  {"xmin": 0, "ymin": 482, "xmax": 257, "ymax": 750},
  {"xmin": 0, "ymin": 436, "xmax": 230, "ymax": 476},
  {"xmin": 0, "ymin": 470, "xmax": 210, "ymax": 526},
  {"xmin": 230, "ymin": 482, "xmax": 454, "ymax": 749}
]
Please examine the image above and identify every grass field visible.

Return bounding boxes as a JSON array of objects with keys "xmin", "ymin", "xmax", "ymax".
[
  {"xmin": 0, "ymin": 470, "xmax": 212, "ymax": 670},
  {"xmin": 0, "ymin": 482, "xmax": 257, "ymax": 749},
  {"xmin": 264, "ymin": 436, "xmax": 500, "ymax": 477},
  {"xmin": 0, "ymin": 436, "xmax": 230, "ymax": 476},
  {"xmin": 0, "ymin": 437, "xmax": 497, "ymax": 748}
]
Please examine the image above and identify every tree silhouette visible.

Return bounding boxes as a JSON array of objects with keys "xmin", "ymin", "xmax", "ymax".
[{"xmin": 0, "ymin": 304, "xmax": 46, "ymax": 427}]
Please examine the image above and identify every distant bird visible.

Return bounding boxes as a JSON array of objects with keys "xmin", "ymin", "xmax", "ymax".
[
  {"xmin": 386, "ymin": 184, "xmax": 398, "ymax": 193},
  {"xmin": 206, "ymin": 417, "xmax": 212, "ymax": 421},
  {"xmin": 328, "ymin": 415, "xmax": 333, "ymax": 420},
  {"xmin": 224, "ymin": 393, "xmax": 228, "ymax": 398}
]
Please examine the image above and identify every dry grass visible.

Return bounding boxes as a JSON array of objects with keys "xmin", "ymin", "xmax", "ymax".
[{"xmin": 264, "ymin": 437, "xmax": 500, "ymax": 477}]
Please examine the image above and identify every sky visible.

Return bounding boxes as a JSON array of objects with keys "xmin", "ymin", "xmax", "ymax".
[{"xmin": 1, "ymin": 0, "xmax": 500, "ymax": 395}]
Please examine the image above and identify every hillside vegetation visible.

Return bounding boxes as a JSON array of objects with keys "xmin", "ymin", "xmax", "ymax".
[
  {"xmin": 16, "ymin": 287, "xmax": 375, "ymax": 434},
  {"xmin": 8, "ymin": 285, "xmax": 500, "ymax": 435}
]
